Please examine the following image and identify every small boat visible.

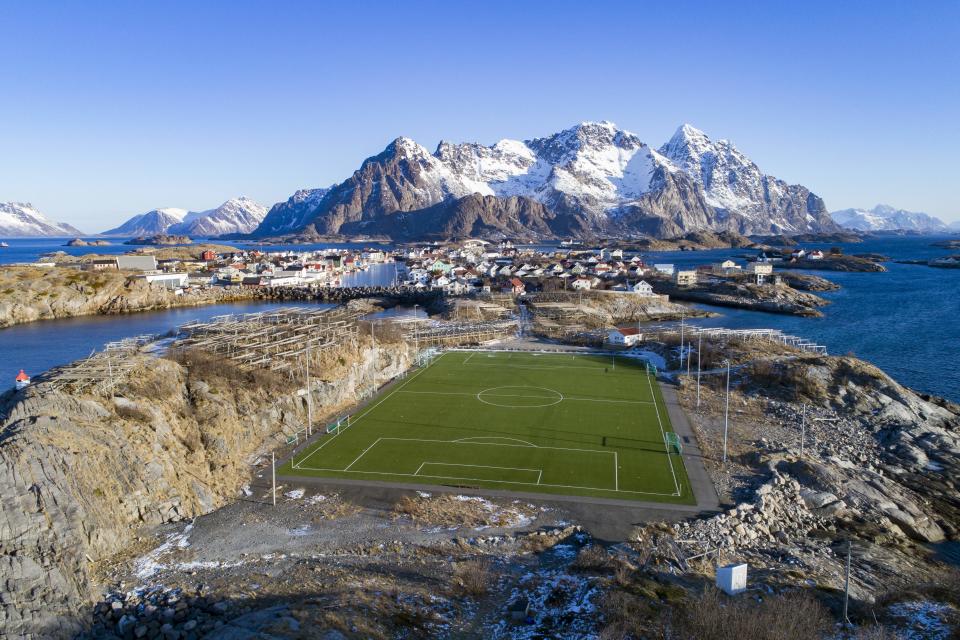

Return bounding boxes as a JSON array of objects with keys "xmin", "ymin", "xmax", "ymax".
[
  {"xmin": 0, "ymin": 241, "xmax": 9, "ymax": 248},
  {"xmin": 15, "ymin": 369, "xmax": 30, "ymax": 390}
]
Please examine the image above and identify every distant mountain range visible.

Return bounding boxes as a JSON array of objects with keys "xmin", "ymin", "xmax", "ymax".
[
  {"xmin": 8, "ymin": 125, "xmax": 958, "ymax": 240},
  {"xmin": 0, "ymin": 202, "xmax": 84, "ymax": 237},
  {"xmin": 102, "ymin": 197, "xmax": 266, "ymax": 237},
  {"xmin": 101, "ymin": 208, "xmax": 188, "ymax": 236},
  {"xmin": 251, "ymin": 122, "xmax": 838, "ymax": 240},
  {"xmin": 831, "ymin": 205, "xmax": 949, "ymax": 233}
]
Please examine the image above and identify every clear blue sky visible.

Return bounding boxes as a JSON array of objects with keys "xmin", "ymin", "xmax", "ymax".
[{"xmin": 1, "ymin": 0, "xmax": 957, "ymax": 231}]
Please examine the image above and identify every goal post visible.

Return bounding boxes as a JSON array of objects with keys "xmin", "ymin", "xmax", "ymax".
[{"xmin": 664, "ymin": 432, "xmax": 682, "ymax": 455}]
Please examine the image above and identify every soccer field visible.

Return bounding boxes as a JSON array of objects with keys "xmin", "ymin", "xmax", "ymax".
[{"xmin": 281, "ymin": 351, "xmax": 694, "ymax": 504}]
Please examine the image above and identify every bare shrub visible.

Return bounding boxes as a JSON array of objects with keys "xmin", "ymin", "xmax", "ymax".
[
  {"xmin": 571, "ymin": 545, "xmax": 614, "ymax": 572},
  {"xmin": 452, "ymin": 558, "xmax": 492, "ymax": 597},
  {"xmin": 125, "ymin": 366, "xmax": 181, "ymax": 400},
  {"xmin": 746, "ymin": 360, "xmax": 824, "ymax": 402},
  {"xmin": 115, "ymin": 403, "xmax": 152, "ymax": 423},
  {"xmin": 850, "ymin": 626, "xmax": 899, "ymax": 640},
  {"xmin": 167, "ymin": 347, "xmax": 293, "ymax": 394},
  {"xmin": 678, "ymin": 588, "xmax": 831, "ymax": 640}
]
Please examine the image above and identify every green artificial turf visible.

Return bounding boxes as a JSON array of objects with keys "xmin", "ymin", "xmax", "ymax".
[{"xmin": 280, "ymin": 351, "xmax": 694, "ymax": 504}]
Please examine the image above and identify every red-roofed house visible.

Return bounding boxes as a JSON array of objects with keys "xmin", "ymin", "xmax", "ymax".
[
  {"xmin": 607, "ymin": 327, "xmax": 642, "ymax": 347},
  {"xmin": 503, "ymin": 277, "xmax": 525, "ymax": 294}
]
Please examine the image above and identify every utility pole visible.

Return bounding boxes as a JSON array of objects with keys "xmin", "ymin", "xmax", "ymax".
[
  {"xmin": 696, "ymin": 332, "xmax": 703, "ymax": 409},
  {"xmin": 800, "ymin": 404, "xmax": 806, "ymax": 459},
  {"xmin": 271, "ymin": 452, "xmax": 276, "ymax": 507},
  {"xmin": 686, "ymin": 341, "xmax": 692, "ymax": 376},
  {"xmin": 305, "ymin": 340, "xmax": 312, "ymax": 437},
  {"xmin": 843, "ymin": 539, "xmax": 852, "ymax": 624},
  {"xmin": 413, "ymin": 304, "xmax": 419, "ymax": 358},
  {"xmin": 723, "ymin": 359, "xmax": 731, "ymax": 464}
]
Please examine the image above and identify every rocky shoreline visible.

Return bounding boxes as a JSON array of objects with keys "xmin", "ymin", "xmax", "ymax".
[{"xmin": 652, "ymin": 279, "xmax": 830, "ymax": 316}]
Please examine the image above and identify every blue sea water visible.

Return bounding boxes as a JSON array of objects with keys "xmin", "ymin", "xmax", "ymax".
[
  {"xmin": 645, "ymin": 235, "xmax": 960, "ymax": 402},
  {"xmin": 0, "ymin": 235, "xmax": 958, "ymax": 401}
]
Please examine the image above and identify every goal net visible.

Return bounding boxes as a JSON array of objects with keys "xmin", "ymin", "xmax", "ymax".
[{"xmin": 664, "ymin": 432, "xmax": 682, "ymax": 455}]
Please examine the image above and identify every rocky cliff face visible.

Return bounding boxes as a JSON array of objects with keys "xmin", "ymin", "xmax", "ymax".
[
  {"xmin": 0, "ymin": 267, "xmax": 258, "ymax": 329},
  {"xmin": 0, "ymin": 339, "xmax": 411, "ymax": 638},
  {"xmin": 255, "ymin": 122, "xmax": 837, "ymax": 240}
]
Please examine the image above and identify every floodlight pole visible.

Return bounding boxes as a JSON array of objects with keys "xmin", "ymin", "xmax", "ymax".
[
  {"xmin": 271, "ymin": 452, "xmax": 276, "ymax": 507},
  {"xmin": 686, "ymin": 341, "xmax": 692, "ymax": 376},
  {"xmin": 696, "ymin": 332, "xmax": 702, "ymax": 409},
  {"xmin": 679, "ymin": 310, "xmax": 685, "ymax": 365},
  {"xmin": 722, "ymin": 359, "xmax": 731, "ymax": 464}
]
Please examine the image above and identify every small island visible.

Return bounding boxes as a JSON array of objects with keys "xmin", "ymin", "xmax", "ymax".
[
  {"xmin": 64, "ymin": 238, "xmax": 111, "ymax": 247},
  {"xmin": 124, "ymin": 234, "xmax": 193, "ymax": 246},
  {"xmin": 932, "ymin": 239, "xmax": 960, "ymax": 250}
]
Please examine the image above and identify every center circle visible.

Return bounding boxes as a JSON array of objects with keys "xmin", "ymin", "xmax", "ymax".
[{"xmin": 476, "ymin": 386, "xmax": 564, "ymax": 408}]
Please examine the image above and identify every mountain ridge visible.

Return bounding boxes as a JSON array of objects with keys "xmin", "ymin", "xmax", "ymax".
[
  {"xmin": 0, "ymin": 202, "xmax": 85, "ymax": 237},
  {"xmin": 253, "ymin": 122, "xmax": 838, "ymax": 240}
]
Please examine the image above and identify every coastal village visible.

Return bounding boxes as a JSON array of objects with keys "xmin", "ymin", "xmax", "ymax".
[{"xmin": 20, "ymin": 238, "xmax": 830, "ymax": 298}]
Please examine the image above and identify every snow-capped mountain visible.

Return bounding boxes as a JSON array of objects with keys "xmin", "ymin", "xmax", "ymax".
[
  {"xmin": 256, "ymin": 188, "xmax": 332, "ymax": 236},
  {"xmin": 101, "ymin": 207, "xmax": 187, "ymax": 236},
  {"xmin": 0, "ymin": 202, "xmax": 85, "ymax": 237},
  {"xmin": 657, "ymin": 124, "xmax": 835, "ymax": 233},
  {"xmin": 168, "ymin": 197, "xmax": 267, "ymax": 236},
  {"xmin": 254, "ymin": 122, "xmax": 835, "ymax": 240},
  {"xmin": 831, "ymin": 204, "xmax": 948, "ymax": 233}
]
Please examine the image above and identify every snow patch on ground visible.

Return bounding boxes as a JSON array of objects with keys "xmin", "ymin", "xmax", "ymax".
[
  {"xmin": 490, "ymin": 569, "xmax": 601, "ymax": 639},
  {"xmin": 134, "ymin": 523, "xmax": 194, "ymax": 579},
  {"xmin": 284, "ymin": 488, "xmax": 305, "ymax": 500},
  {"xmin": 887, "ymin": 601, "xmax": 956, "ymax": 640}
]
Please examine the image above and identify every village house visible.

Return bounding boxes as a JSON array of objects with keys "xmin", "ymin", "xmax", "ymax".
[
  {"xmin": 570, "ymin": 275, "xmax": 598, "ymax": 290},
  {"xmin": 711, "ymin": 259, "xmax": 742, "ymax": 276},
  {"xmin": 675, "ymin": 269, "xmax": 698, "ymax": 286},
  {"xmin": 504, "ymin": 277, "xmax": 526, "ymax": 295},
  {"xmin": 607, "ymin": 327, "xmax": 642, "ymax": 347},
  {"xmin": 85, "ymin": 258, "xmax": 118, "ymax": 271}
]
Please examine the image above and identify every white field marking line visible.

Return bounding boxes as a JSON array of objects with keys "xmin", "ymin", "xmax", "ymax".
[
  {"xmin": 461, "ymin": 362, "xmax": 610, "ymax": 371},
  {"xmin": 353, "ymin": 436, "xmax": 616, "ymax": 457},
  {"xmin": 464, "ymin": 352, "xmax": 475, "ymax": 364},
  {"xmin": 290, "ymin": 465, "xmax": 681, "ymax": 497},
  {"xmin": 453, "ymin": 436, "xmax": 536, "ymax": 447},
  {"xmin": 647, "ymin": 371, "xmax": 681, "ymax": 496},
  {"xmin": 293, "ymin": 353, "xmax": 443, "ymax": 469},
  {"xmin": 397, "ymin": 389, "xmax": 654, "ymax": 406},
  {"xmin": 416, "ymin": 462, "xmax": 543, "ymax": 482},
  {"xmin": 343, "ymin": 437, "xmax": 384, "ymax": 471}
]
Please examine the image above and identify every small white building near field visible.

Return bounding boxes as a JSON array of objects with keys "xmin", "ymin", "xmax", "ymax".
[{"xmin": 607, "ymin": 327, "xmax": 642, "ymax": 347}]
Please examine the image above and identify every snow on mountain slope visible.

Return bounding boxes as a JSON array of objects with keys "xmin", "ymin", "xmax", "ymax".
[
  {"xmin": 168, "ymin": 197, "xmax": 267, "ymax": 236},
  {"xmin": 254, "ymin": 121, "xmax": 835, "ymax": 239},
  {"xmin": 0, "ymin": 202, "xmax": 85, "ymax": 237},
  {"xmin": 101, "ymin": 207, "xmax": 187, "ymax": 236},
  {"xmin": 657, "ymin": 124, "xmax": 834, "ymax": 233},
  {"xmin": 256, "ymin": 188, "xmax": 332, "ymax": 236},
  {"xmin": 831, "ymin": 205, "xmax": 948, "ymax": 232}
]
